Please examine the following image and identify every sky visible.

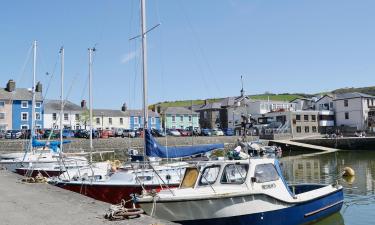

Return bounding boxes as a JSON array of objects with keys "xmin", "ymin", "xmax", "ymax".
[{"xmin": 1, "ymin": 0, "xmax": 375, "ymax": 109}]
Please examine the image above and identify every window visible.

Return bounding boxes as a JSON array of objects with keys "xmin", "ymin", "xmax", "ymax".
[
  {"xmin": 254, "ymin": 164, "xmax": 279, "ymax": 183},
  {"xmin": 304, "ymin": 115, "xmax": 309, "ymax": 121},
  {"xmin": 296, "ymin": 115, "xmax": 301, "ymax": 121},
  {"xmin": 75, "ymin": 114, "xmax": 80, "ymax": 121},
  {"xmin": 199, "ymin": 165, "xmax": 221, "ymax": 185},
  {"xmin": 21, "ymin": 112, "xmax": 28, "ymax": 121},
  {"xmin": 108, "ymin": 118, "xmax": 112, "ymax": 125},
  {"xmin": 64, "ymin": 113, "xmax": 68, "ymax": 121},
  {"xmin": 96, "ymin": 118, "xmax": 100, "ymax": 125},
  {"xmin": 134, "ymin": 117, "xmax": 139, "ymax": 124},
  {"xmin": 21, "ymin": 101, "xmax": 28, "ymax": 108},
  {"xmin": 120, "ymin": 118, "xmax": 123, "ymax": 125},
  {"xmin": 35, "ymin": 112, "xmax": 41, "ymax": 120},
  {"xmin": 35, "ymin": 102, "xmax": 41, "ymax": 108},
  {"xmin": 189, "ymin": 115, "xmax": 192, "ymax": 122},
  {"xmin": 0, "ymin": 112, "xmax": 5, "ymax": 119},
  {"xmin": 345, "ymin": 112, "xmax": 349, "ymax": 120},
  {"xmin": 172, "ymin": 115, "xmax": 176, "ymax": 122},
  {"xmin": 0, "ymin": 101, "xmax": 4, "ymax": 108},
  {"xmin": 344, "ymin": 100, "xmax": 348, "ymax": 107},
  {"xmin": 52, "ymin": 113, "xmax": 57, "ymax": 120},
  {"xmin": 311, "ymin": 115, "xmax": 316, "ymax": 122},
  {"xmin": 221, "ymin": 164, "xmax": 248, "ymax": 184},
  {"xmin": 305, "ymin": 126, "xmax": 309, "ymax": 133},
  {"xmin": 21, "ymin": 125, "xmax": 28, "ymax": 129},
  {"xmin": 312, "ymin": 126, "xmax": 317, "ymax": 133},
  {"xmin": 180, "ymin": 116, "xmax": 183, "ymax": 122},
  {"xmin": 296, "ymin": 126, "xmax": 301, "ymax": 133}
]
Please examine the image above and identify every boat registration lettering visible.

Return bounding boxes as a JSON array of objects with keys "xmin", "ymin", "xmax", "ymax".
[{"xmin": 261, "ymin": 183, "xmax": 276, "ymax": 190}]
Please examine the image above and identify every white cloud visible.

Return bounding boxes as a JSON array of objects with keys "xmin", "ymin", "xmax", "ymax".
[{"xmin": 121, "ymin": 50, "xmax": 138, "ymax": 64}]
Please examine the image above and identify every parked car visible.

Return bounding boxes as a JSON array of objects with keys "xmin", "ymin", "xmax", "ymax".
[
  {"xmin": 167, "ymin": 129, "xmax": 181, "ymax": 137},
  {"xmin": 0, "ymin": 129, "xmax": 5, "ymax": 138},
  {"xmin": 61, "ymin": 129, "xmax": 75, "ymax": 138},
  {"xmin": 187, "ymin": 127, "xmax": 200, "ymax": 136},
  {"xmin": 74, "ymin": 129, "xmax": 87, "ymax": 138},
  {"xmin": 113, "ymin": 128, "xmax": 124, "ymax": 137},
  {"xmin": 201, "ymin": 128, "xmax": 212, "ymax": 136},
  {"xmin": 122, "ymin": 129, "xmax": 136, "ymax": 138},
  {"xmin": 211, "ymin": 128, "xmax": 224, "ymax": 136},
  {"xmin": 43, "ymin": 129, "xmax": 58, "ymax": 139},
  {"xmin": 223, "ymin": 128, "xmax": 234, "ymax": 136},
  {"xmin": 151, "ymin": 128, "xmax": 166, "ymax": 137},
  {"xmin": 5, "ymin": 130, "xmax": 22, "ymax": 139},
  {"xmin": 176, "ymin": 129, "xmax": 191, "ymax": 136}
]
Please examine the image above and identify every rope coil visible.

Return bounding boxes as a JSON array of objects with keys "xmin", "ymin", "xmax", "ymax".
[{"xmin": 104, "ymin": 199, "xmax": 144, "ymax": 220}]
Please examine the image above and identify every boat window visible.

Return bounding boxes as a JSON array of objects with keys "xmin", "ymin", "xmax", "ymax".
[
  {"xmin": 221, "ymin": 164, "xmax": 248, "ymax": 184},
  {"xmin": 254, "ymin": 164, "xmax": 279, "ymax": 183},
  {"xmin": 181, "ymin": 167, "xmax": 199, "ymax": 188},
  {"xmin": 199, "ymin": 165, "xmax": 220, "ymax": 186}
]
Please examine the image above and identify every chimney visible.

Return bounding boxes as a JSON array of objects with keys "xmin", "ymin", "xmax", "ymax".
[
  {"xmin": 121, "ymin": 103, "xmax": 127, "ymax": 112},
  {"xmin": 81, "ymin": 100, "xmax": 87, "ymax": 108},
  {"xmin": 36, "ymin": 81, "xmax": 42, "ymax": 92},
  {"xmin": 204, "ymin": 99, "xmax": 208, "ymax": 105},
  {"xmin": 6, "ymin": 79, "xmax": 15, "ymax": 92}
]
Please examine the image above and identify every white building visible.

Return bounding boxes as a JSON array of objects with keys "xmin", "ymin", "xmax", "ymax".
[
  {"xmin": 43, "ymin": 100, "xmax": 85, "ymax": 130},
  {"xmin": 334, "ymin": 92, "xmax": 375, "ymax": 131},
  {"xmin": 92, "ymin": 109, "xmax": 130, "ymax": 130}
]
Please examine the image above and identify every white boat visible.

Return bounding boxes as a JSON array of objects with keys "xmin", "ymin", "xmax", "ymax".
[{"xmin": 137, "ymin": 158, "xmax": 343, "ymax": 225}]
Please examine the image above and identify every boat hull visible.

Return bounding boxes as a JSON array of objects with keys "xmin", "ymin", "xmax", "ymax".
[
  {"xmin": 141, "ymin": 188, "xmax": 343, "ymax": 225},
  {"xmin": 54, "ymin": 182, "xmax": 179, "ymax": 207}
]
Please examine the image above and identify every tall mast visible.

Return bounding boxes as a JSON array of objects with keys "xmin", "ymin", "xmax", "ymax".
[
  {"xmin": 30, "ymin": 40, "xmax": 37, "ymax": 153},
  {"xmin": 88, "ymin": 47, "xmax": 94, "ymax": 163},
  {"xmin": 59, "ymin": 47, "xmax": 64, "ymax": 152},
  {"xmin": 141, "ymin": 0, "xmax": 148, "ymax": 157}
]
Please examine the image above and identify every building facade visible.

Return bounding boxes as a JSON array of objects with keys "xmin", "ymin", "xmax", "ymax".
[
  {"xmin": 161, "ymin": 107, "xmax": 199, "ymax": 129},
  {"xmin": 127, "ymin": 110, "xmax": 161, "ymax": 130},
  {"xmin": 0, "ymin": 98, "xmax": 12, "ymax": 130},
  {"xmin": 334, "ymin": 92, "xmax": 375, "ymax": 131},
  {"xmin": 44, "ymin": 100, "xmax": 85, "ymax": 130},
  {"xmin": 92, "ymin": 109, "xmax": 129, "ymax": 130}
]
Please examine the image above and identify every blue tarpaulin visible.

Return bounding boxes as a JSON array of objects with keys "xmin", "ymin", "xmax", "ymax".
[
  {"xmin": 32, "ymin": 138, "xmax": 72, "ymax": 153},
  {"xmin": 145, "ymin": 129, "xmax": 224, "ymax": 158}
]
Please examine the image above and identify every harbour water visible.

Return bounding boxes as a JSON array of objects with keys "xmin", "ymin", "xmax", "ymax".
[{"xmin": 281, "ymin": 150, "xmax": 375, "ymax": 225}]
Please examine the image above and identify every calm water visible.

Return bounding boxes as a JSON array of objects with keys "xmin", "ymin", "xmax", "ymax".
[{"xmin": 281, "ymin": 150, "xmax": 375, "ymax": 225}]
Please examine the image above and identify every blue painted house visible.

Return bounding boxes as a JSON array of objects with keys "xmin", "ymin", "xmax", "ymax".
[
  {"xmin": 5, "ymin": 80, "xmax": 44, "ymax": 130},
  {"xmin": 126, "ymin": 109, "xmax": 161, "ymax": 130}
]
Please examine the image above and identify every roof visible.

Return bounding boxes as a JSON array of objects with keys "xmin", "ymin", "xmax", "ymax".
[
  {"xmin": 196, "ymin": 102, "xmax": 222, "ymax": 111},
  {"xmin": 163, "ymin": 107, "xmax": 199, "ymax": 115},
  {"xmin": 0, "ymin": 88, "xmax": 43, "ymax": 101},
  {"xmin": 334, "ymin": 92, "xmax": 375, "ymax": 101},
  {"xmin": 315, "ymin": 94, "xmax": 333, "ymax": 103},
  {"xmin": 44, "ymin": 100, "xmax": 83, "ymax": 112},
  {"xmin": 290, "ymin": 97, "xmax": 313, "ymax": 103},
  {"xmin": 93, "ymin": 109, "xmax": 127, "ymax": 117},
  {"xmin": 123, "ymin": 109, "xmax": 160, "ymax": 117}
]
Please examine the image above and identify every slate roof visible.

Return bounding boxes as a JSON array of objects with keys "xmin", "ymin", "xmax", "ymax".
[
  {"xmin": 123, "ymin": 110, "xmax": 160, "ymax": 117},
  {"xmin": 334, "ymin": 92, "xmax": 375, "ymax": 101},
  {"xmin": 44, "ymin": 100, "xmax": 83, "ymax": 111},
  {"xmin": 164, "ymin": 107, "xmax": 199, "ymax": 115},
  {"xmin": 0, "ymin": 88, "xmax": 43, "ymax": 101},
  {"xmin": 93, "ymin": 109, "xmax": 127, "ymax": 117}
]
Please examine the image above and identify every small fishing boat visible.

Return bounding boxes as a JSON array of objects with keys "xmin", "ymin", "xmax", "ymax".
[{"xmin": 137, "ymin": 158, "xmax": 343, "ymax": 225}]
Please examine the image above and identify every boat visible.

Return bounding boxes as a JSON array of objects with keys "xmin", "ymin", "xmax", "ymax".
[
  {"xmin": 49, "ymin": 0, "xmax": 224, "ymax": 205},
  {"xmin": 137, "ymin": 158, "xmax": 344, "ymax": 225}
]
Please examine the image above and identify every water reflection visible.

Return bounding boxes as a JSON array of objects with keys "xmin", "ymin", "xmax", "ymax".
[{"xmin": 281, "ymin": 150, "xmax": 375, "ymax": 225}]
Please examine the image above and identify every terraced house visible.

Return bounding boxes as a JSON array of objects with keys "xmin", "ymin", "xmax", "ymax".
[
  {"xmin": 161, "ymin": 107, "xmax": 199, "ymax": 129},
  {"xmin": 0, "ymin": 80, "xmax": 43, "ymax": 130}
]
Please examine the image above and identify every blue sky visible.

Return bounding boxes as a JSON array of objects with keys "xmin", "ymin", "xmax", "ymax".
[{"xmin": 1, "ymin": 0, "xmax": 375, "ymax": 109}]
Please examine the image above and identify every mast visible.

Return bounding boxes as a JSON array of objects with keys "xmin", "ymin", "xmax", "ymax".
[
  {"xmin": 30, "ymin": 40, "xmax": 37, "ymax": 153},
  {"xmin": 59, "ymin": 47, "xmax": 64, "ymax": 152},
  {"xmin": 88, "ymin": 47, "xmax": 94, "ymax": 163},
  {"xmin": 141, "ymin": 0, "xmax": 148, "ymax": 158}
]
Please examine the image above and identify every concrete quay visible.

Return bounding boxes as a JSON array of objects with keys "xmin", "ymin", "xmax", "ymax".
[
  {"xmin": 0, "ymin": 169, "xmax": 177, "ymax": 225},
  {"xmin": 0, "ymin": 135, "xmax": 258, "ymax": 154}
]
